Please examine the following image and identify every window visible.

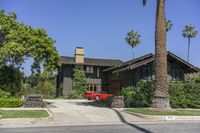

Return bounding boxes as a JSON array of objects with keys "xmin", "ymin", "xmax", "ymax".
[
  {"xmin": 90, "ymin": 66, "xmax": 93, "ymax": 73},
  {"xmin": 139, "ymin": 69, "xmax": 143, "ymax": 79},
  {"xmin": 87, "ymin": 84, "xmax": 97, "ymax": 92},
  {"xmin": 179, "ymin": 70, "xmax": 184, "ymax": 80},
  {"xmin": 139, "ymin": 68, "xmax": 150, "ymax": 80},
  {"xmin": 172, "ymin": 69, "xmax": 183, "ymax": 81},
  {"xmin": 97, "ymin": 67, "xmax": 100, "ymax": 78},
  {"xmin": 86, "ymin": 66, "xmax": 94, "ymax": 73},
  {"xmin": 86, "ymin": 66, "xmax": 90, "ymax": 73}
]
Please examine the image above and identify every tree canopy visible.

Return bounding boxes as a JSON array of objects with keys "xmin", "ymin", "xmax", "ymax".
[
  {"xmin": 0, "ymin": 10, "xmax": 60, "ymax": 74},
  {"xmin": 182, "ymin": 24, "xmax": 198, "ymax": 39},
  {"xmin": 125, "ymin": 30, "xmax": 141, "ymax": 59}
]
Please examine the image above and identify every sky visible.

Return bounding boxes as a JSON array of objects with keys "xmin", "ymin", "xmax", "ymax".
[{"xmin": 1, "ymin": 0, "xmax": 200, "ymax": 75}]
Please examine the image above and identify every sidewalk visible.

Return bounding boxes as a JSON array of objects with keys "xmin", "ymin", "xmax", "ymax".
[{"xmin": 0, "ymin": 100, "xmax": 200, "ymax": 128}]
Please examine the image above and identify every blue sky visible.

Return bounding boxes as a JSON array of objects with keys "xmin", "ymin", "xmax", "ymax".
[{"xmin": 1, "ymin": 0, "xmax": 200, "ymax": 75}]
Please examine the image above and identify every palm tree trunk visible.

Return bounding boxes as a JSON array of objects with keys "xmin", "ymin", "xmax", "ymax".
[
  {"xmin": 132, "ymin": 47, "xmax": 134, "ymax": 59},
  {"xmin": 187, "ymin": 37, "xmax": 190, "ymax": 62},
  {"xmin": 152, "ymin": 0, "xmax": 170, "ymax": 109}
]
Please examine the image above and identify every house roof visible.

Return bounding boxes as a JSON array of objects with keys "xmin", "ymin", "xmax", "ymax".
[
  {"xmin": 104, "ymin": 52, "xmax": 200, "ymax": 73},
  {"xmin": 61, "ymin": 56, "xmax": 123, "ymax": 67}
]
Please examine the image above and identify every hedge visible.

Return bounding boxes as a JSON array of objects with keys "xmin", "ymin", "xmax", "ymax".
[
  {"xmin": 0, "ymin": 98, "xmax": 23, "ymax": 108},
  {"xmin": 170, "ymin": 82, "xmax": 200, "ymax": 108},
  {"xmin": 119, "ymin": 80, "xmax": 200, "ymax": 108}
]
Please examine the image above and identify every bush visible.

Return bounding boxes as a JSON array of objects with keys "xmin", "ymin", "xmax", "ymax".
[
  {"xmin": 35, "ymin": 79, "xmax": 56, "ymax": 98},
  {"xmin": 119, "ymin": 79, "xmax": 200, "ymax": 108},
  {"xmin": 0, "ymin": 89, "xmax": 11, "ymax": 98},
  {"xmin": 0, "ymin": 98, "xmax": 23, "ymax": 107},
  {"xmin": 67, "ymin": 91, "xmax": 84, "ymax": 99},
  {"xmin": 170, "ymin": 82, "xmax": 200, "ymax": 108},
  {"xmin": 118, "ymin": 86, "xmax": 136, "ymax": 107},
  {"xmin": 118, "ymin": 80, "xmax": 154, "ymax": 107},
  {"xmin": 0, "ymin": 66, "xmax": 24, "ymax": 96},
  {"xmin": 134, "ymin": 80, "xmax": 154, "ymax": 107}
]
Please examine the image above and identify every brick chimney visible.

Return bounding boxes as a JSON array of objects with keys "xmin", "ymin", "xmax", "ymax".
[{"xmin": 75, "ymin": 47, "xmax": 84, "ymax": 64}]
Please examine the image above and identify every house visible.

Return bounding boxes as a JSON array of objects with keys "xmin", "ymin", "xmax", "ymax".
[
  {"xmin": 56, "ymin": 47, "xmax": 123, "ymax": 96},
  {"xmin": 103, "ymin": 52, "xmax": 200, "ymax": 94},
  {"xmin": 57, "ymin": 47, "xmax": 199, "ymax": 96}
]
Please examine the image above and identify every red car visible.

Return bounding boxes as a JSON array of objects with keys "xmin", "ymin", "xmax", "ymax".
[{"xmin": 84, "ymin": 91, "xmax": 113, "ymax": 101}]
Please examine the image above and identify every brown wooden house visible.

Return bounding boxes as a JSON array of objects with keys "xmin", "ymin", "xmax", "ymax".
[
  {"xmin": 57, "ymin": 48, "xmax": 199, "ymax": 96},
  {"xmin": 103, "ymin": 52, "xmax": 200, "ymax": 94}
]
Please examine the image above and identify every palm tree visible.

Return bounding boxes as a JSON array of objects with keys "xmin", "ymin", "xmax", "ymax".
[
  {"xmin": 142, "ymin": 0, "xmax": 170, "ymax": 108},
  {"xmin": 125, "ymin": 30, "xmax": 141, "ymax": 59},
  {"xmin": 182, "ymin": 24, "xmax": 198, "ymax": 62}
]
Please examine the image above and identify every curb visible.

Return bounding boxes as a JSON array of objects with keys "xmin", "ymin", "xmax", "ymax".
[
  {"xmin": 30, "ymin": 108, "xmax": 53, "ymax": 123},
  {"xmin": 125, "ymin": 111, "xmax": 200, "ymax": 121}
]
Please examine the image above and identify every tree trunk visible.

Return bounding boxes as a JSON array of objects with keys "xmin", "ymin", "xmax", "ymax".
[
  {"xmin": 132, "ymin": 47, "xmax": 134, "ymax": 59},
  {"xmin": 152, "ymin": 0, "xmax": 170, "ymax": 109},
  {"xmin": 187, "ymin": 37, "xmax": 190, "ymax": 62}
]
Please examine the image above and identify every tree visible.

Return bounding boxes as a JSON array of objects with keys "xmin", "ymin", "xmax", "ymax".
[
  {"xmin": 71, "ymin": 68, "xmax": 87, "ymax": 98},
  {"xmin": 142, "ymin": 0, "xmax": 170, "ymax": 108},
  {"xmin": 0, "ymin": 10, "xmax": 60, "ymax": 96},
  {"xmin": 125, "ymin": 30, "xmax": 141, "ymax": 59},
  {"xmin": 182, "ymin": 24, "xmax": 198, "ymax": 62},
  {"xmin": 0, "ymin": 10, "xmax": 60, "ymax": 74}
]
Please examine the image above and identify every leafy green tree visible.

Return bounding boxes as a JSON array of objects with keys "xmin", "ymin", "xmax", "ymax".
[
  {"xmin": 142, "ymin": 0, "xmax": 170, "ymax": 108},
  {"xmin": 0, "ymin": 10, "xmax": 60, "ymax": 95},
  {"xmin": 70, "ymin": 68, "xmax": 87, "ymax": 98},
  {"xmin": 125, "ymin": 30, "xmax": 141, "ymax": 59},
  {"xmin": 0, "ymin": 10, "xmax": 60, "ymax": 74},
  {"xmin": 182, "ymin": 24, "xmax": 198, "ymax": 62}
]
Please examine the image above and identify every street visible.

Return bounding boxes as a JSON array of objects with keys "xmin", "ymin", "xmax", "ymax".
[{"xmin": 0, "ymin": 122, "xmax": 200, "ymax": 133}]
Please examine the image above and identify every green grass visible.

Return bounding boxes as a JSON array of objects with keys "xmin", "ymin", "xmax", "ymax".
[
  {"xmin": 126, "ymin": 108, "xmax": 200, "ymax": 116},
  {"xmin": 0, "ymin": 110, "xmax": 49, "ymax": 118}
]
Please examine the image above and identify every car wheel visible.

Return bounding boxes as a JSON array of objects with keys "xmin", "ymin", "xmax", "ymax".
[{"xmin": 95, "ymin": 96, "xmax": 100, "ymax": 101}]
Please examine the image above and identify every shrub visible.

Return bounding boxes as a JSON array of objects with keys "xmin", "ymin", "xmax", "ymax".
[
  {"xmin": 35, "ymin": 79, "xmax": 56, "ymax": 98},
  {"xmin": 119, "ymin": 80, "xmax": 200, "ymax": 108},
  {"xmin": 118, "ymin": 86, "xmax": 136, "ymax": 107},
  {"xmin": 118, "ymin": 80, "xmax": 154, "ymax": 107},
  {"xmin": 0, "ymin": 89, "xmax": 11, "ymax": 98},
  {"xmin": 67, "ymin": 91, "xmax": 84, "ymax": 99},
  {"xmin": 0, "ymin": 66, "xmax": 24, "ymax": 96},
  {"xmin": 0, "ymin": 98, "xmax": 23, "ymax": 107},
  {"xmin": 134, "ymin": 80, "xmax": 154, "ymax": 107},
  {"xmin": 170, "ymin": 82, "xmax": 187, "ymax": 108},
  {"xmin": 170, "ymin": 81, "xmax": 200, "ymax": 108},
  {"xmin": 21, "ymin": 83, "xmax": 32, "ymax": 96}
]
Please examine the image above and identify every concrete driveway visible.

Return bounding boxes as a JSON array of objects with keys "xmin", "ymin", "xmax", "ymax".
[{"xmin": 44, "ymin": 99, "xmax": 146, "ymax": 125}]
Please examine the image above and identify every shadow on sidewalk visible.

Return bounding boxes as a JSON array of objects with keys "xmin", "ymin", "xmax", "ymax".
[
  {"xmin": 70, "ymin": 100, "xmax": 153, "ymax": 133},
  {"xmin": 113, "ymin": 109, "xmax": 153, "ymax": 133}
]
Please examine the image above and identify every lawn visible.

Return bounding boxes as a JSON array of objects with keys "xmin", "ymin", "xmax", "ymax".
[
  {"xmin": 126, "ymin": 108, "xmax": 200, "ymax": 116},
  {"xmin": 0, "ymin": 110, "xmax": 49, "ymax": 118}
]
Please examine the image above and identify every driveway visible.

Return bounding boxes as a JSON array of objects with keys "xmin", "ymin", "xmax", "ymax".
[{"xmin": 43, "ymin": 99, "xmax": 146, "ymax": 125}]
